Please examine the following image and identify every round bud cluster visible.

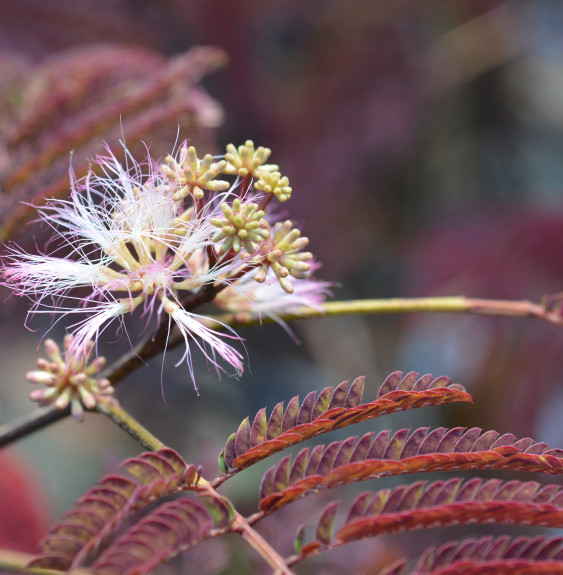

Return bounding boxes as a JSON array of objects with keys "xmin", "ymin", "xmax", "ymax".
[
  {"xmin": 255, "ymin": 220, "xmax": 313, "ymax": 293},
  {"xmin": 255, "ymin": 171, "xmax": 292, "ymax": 202},
  {"xmin": 210, "ymin": 199, "xmax": 270, "ymax": 254},
  {"xmin": 26, "ymin": 335, "xmax": 114, "ymax": 421},
  {"xmin": 224, "ymin": 140, "xmax": 278, "ymax": 178},
  {"xmin": 161, "ymin": 145, "xmax": 230, "ymax": 201}
]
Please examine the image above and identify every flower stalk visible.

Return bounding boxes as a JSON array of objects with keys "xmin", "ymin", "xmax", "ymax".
[
  {"xmin": 95, "ymin": 400, "xmax": 164, "ymax": 451},
  {"xmin": 205, "ymin": 296, "xmax": 563, "ymax": 328}
]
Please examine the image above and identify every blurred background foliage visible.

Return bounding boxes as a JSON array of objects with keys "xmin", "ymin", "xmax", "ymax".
[{"xmin": 1, "ymin": 0, "xmax": 563, "ymax": 572}]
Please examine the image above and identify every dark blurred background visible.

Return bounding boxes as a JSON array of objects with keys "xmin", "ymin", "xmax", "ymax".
[{"xmin": 1, "ymin": 0, "xmax": 563, "ymax": 571}]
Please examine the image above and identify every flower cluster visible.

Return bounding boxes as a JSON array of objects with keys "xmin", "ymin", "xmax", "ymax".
[
  {"xmin": 26, "ymin": 336, "xmax": 114, "ymax": 421},
  {"xmin": 3, "ymin": 140, "xmax": 327, "ymax": 394}
]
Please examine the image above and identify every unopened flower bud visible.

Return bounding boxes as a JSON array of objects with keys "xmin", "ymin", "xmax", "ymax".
[
  {"xmin": 26, "ymin": 338, "xmax": 115, "ymax": 422},
  {"xmin": 44, "ymin": 339, "xmax": 62, "ymax": 361},
  {"xmin": 26, "ymin": 370, "xmax": 55, "ymax": 384}
]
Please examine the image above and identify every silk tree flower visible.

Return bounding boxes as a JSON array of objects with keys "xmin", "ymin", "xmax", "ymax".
[
  {"xmin": 213, "ymin": 268, "xmax": 331, "ymax": 328},
  {"xmin": 3, "ymin": 141, "xmax": 326, "ymax": 390},
  {"xmin": 3, "ymin": 146, "xmax": 246, "ymax": 386}
]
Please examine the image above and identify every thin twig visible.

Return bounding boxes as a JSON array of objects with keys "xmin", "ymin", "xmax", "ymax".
[
  {"xmin": 0, "ymin": 405, "xmax": 68, "ymax": 448},
  {"xmin": 95, "ymin": 400, "xmax": 164, "ymax": 451},
  {"xmin": 202, "ymin": 296, "xmax": 563, "ymax": 329},
  {"xmin": 232, "ymin": 514, "xmax": 295, "ymax": 575},
  {"xmin": 198, "ymin": 478, "xmax": 295, "ymax": 575},
  {"xmin": 104, "ymin": 315, "xmax": 173, "ymax": 385}
]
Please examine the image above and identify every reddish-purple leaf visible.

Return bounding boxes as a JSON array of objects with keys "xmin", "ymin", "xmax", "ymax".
[
  {"xmin": 329, "ymin": 380, "xmax": 350, "ymax": 410},
  {"xmin": 312, "ymin": 387, "xmax": 334, "ymax": 420},
  {"xmin": 297, "ymin": 391, "xmax": 317, "ymax": 425},
  {"xmin": 417, "ymin": 559, "xmax": 563, "ymax": 574},
  {"xmin": 367, "ymin": 430, "xmax": 392, "ymax": 459},
  {"xmin": 317, "ymin": 442, "xmax": 340, "ymax": 476},
  {"xmin": 400, "ymin": 427, "xmax": 430, "ymax": 458},
  {"xmin": 29, "ymin": 449, "xmax": 197, "ymax": 571},
  {"xmin": 286, "ymin": 489, "xmax": 563, "ymax": 569},
  {"xmin": 196, "ymin": 494, "xmax": 234, "ymax": 528},
  {"xmin": 347, "ymin": 492, "xmax": 373, "ymax": 523},
  {"xmin": 219, "ymin": 373, "xmax": 470, "ymax": 471},
  {"xmin": 384, "ymin": 429, "xmax": 411, "ymax": 460},
  {"xmin": 157, "ymin": 448, "xmax": 194, "ymax": 477},
  {"xmin": 332, "ymin": 436, "xmax": 357, "ymax": 468},
  {"xmin": 436, "ymin": 428, "xmax": 465, "ymax": 452},
  {"xmin": 377, "ymin": 372, "xmax": 403, "ymax": 397},
  {"xmin": 282, "ymin": 396, "xmax": 300, "ymax": 433},
  {"xmin": 273, "ymin": 457, "xmax": 291, "ymax": 494},
  {"xmin": 304, "ymin": 445, "xmax": 325, "ymax": 476},
  {"xmin": 453, "ymin": 428, "xmax": 482, "ymax": 452},
  {"xmin": 366, "ymin": 490, "xmax": 390, "ymax": 516},
  {"xmin": 336, "ymin": 478, "xmax": 563, "ymax": 543},
  {"xmin": 411, "ymin": 535, "xmax": 563, "ymax": 574},
  {"xmin": 221, "ymin": 433, "xmax": 237, "ymax": 473},
  {"xmin": 77, "ymin": 488, "xmax": 129, "ymax": 511},
  {"xmin": 123, "ymin": 456, "xmax": 167, "ymax": 485},
  {"xmin": 289, "ymin": 449, "xmax": 310, "ymax": 484},
  {"xmin": 344, "ymin": 376, "xmax": 365, "ymax": 407},
  {"xmin": 412, "ymin": 374, "xmax": 434, "ymax": 391},
  {"xmin": 91, "ymin": 498, "xmax": 215, "ymax": 575},
  {"xmin": 472, "ymin": 430, "xmax": 502, "ymax": 452},
  {"xmin": 294, "ymin": 525, "xmax": 306, "ymax": 554},
  {"xmin": 258, "ymin": 428, "xmax": 563, "ymax": 512}
]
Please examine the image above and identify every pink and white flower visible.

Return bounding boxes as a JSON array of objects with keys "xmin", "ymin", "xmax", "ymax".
[
  {"xmin": 3, "ymin": 141, "xmax": 328, "ymax": 390},
  {"xmin": 214, "ymin": 268, "xmax": 331, "ymax": 331},
  {"xmin": 3, "ymin": 146, "xmax": 245, "ymax": 385}
]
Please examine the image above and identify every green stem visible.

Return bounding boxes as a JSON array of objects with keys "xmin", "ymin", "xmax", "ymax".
[
  {"xmin": 95, "ymin": 400, "xmax": 164, "ymax": 451},
  {"xmin": 204, "ymin": 296, "xmax": 563, "ymax": 328}
]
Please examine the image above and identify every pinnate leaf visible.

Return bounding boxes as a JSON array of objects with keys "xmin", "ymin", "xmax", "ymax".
[
  {"xmin": 292, "ymin": 479, "xmax": 563, "ymax": 565},
  {"xmin": 409, "ymin": 535, "xmax": 563, "ymax": 574},
  {"xmin": 90, "ymin": 498, "xmax": 221, "ymax": 575},
  {"xmin": 219, "ymin": 372, "xmax": 470, "ymax": 471},
  {"xmin": 336, "ymin": 478, "xmax": 563, "ymax": 544},
  {"xmin": 259, "ymin": 427, "xmax": 563, "ymax": 511},
  {"xmin": 29, "ymin": 448, "xmax": 200, "ymax": 571}
]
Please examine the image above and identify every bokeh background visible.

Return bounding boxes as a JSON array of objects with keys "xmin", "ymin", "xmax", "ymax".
[{"xmin": 1, "ymin": 1, "xmax": 563, "ymax": 572}]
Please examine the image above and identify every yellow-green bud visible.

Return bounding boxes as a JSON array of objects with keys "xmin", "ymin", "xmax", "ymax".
[{"xmin": 255, "ymin": 171, "xmax": 292, "ymax": 202}]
